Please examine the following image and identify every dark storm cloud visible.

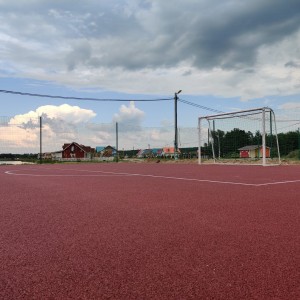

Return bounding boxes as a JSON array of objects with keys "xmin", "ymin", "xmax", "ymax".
[
  {"xmin": 187, "ymin": 0, "xmax": 300, "ymax": 69},
  {"xmin": 70, "ymin": 0, "xmax": 300, "ymax": 71},
  {"xmin": 136, "ymin": 0, "xmax": 300, "ymax": 70},
  {"xmin": 285, "ymin": 61, "xmax": 300, "ymax": 68},
  {"xmin": 1, "ymin": 0, "xmax": 300, "ymax": 72}
]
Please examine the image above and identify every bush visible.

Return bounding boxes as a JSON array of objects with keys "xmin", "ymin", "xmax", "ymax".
[{"xmin": 285, "ymin": 150, "xmax": 300, "ymax": 160}]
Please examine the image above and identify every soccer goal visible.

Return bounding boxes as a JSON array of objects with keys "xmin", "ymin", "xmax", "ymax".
[{"xmin": 198, "ymin": 107, "xmax": 281, "ymax": 166}]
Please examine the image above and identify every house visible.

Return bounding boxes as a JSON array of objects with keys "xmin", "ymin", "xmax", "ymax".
[
  {"xmin": 62, "ymin": 142, "xmax": 95, "ymax": 159},
  {"xmin": 94, "ymin": 146, "xmax": 105, "ymax": 158},
  {"xmin": 238, "ymin": 145, "xmax": 270, "ymax": 158},
  {"xmin": 51, "ymin": 151, "xmax": 63, "ymax": 160},
  {"xmin": 96, "ymin": 146, "xmax": 105, "ymax": 153},
  {"xmin": 152, "ymin": 148, "xmax": 163, "ymax": 157},
  {"xmin": 101, "ymin": 145, "xmax": 117, "ymax": 157},
  {"xmin": 162, "ymin": 147, "xmax": 181, "ymax": 158},
  {"xmin": 40, "ymin": 151, "xmax": 62, "ymax": 160},
  {"xmin": 41, "ymin": 152, "xmax": 52, "ymax": 160},
  {"xmin": 136, "ymin": 149, "xmax": 152, "ymax": 158},
  {"xmin": 136, "ymin": 148, "xmax": 163, "ymax": 158}
]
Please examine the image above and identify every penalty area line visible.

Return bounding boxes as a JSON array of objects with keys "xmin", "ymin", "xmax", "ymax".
[
  {"xmin": 4, "ymin": 170, "xmax": 132, "ymax": 177},
  {"xmin": 254, "ymin": 179, "xmax": 300, "ymax": 186},
  {"xmin": 4, "ymin": 169, "xmax": 299, "ymax": 186},
  {"xmin": 4, "ymin": 169, "xmax": 259, "ymax": 186}
]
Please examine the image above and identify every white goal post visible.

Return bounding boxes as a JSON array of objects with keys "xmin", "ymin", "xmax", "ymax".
[{"xmin": 198, "ymin": 107, "xmax": 281, "ymax": 166}]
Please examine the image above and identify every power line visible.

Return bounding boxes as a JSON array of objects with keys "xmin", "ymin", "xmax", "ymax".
[
  {"xmin": 276, "ymin": 119, "xmax": 300, "ymax": 122},
  {"xmin": 1, "ymin": 89, "xmax": 224, "ymax": 112},
  {"xmin": 179, "ymin": 98, "xmax": 300, "ymax": 131},
  {"xmin": 0, "ymin": 89, "xmax": 173, "ymax": 102},
  {"xmin": 178, "ymin": 98, "xmax": 223, "ymax": 113},
  {"xmin": 277, "ymin": 121, "xmax": 300, "ymax": 131}
]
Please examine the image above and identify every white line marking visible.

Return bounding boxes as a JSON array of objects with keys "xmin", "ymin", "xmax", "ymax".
[
  {"xmin": 4, "ymin": 170, "xmax": 130, "ymax": 177},
  {"xmin": 4, "ymin": 168, "xmax": 299, "ymax": 187},
  {"xmin": 254, "ymin": 179, "xmax": 300, "ymax": 186}
]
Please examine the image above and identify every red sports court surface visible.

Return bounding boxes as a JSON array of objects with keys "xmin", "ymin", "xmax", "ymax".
[{"xmin": 1, "ymin": 163, "xmax": 299, "ymax": 299}]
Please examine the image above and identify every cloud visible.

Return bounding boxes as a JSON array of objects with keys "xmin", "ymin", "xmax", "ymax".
[
  {"xmin": 0, "ymin": 125, "xmax": 39, "ymax": 151},
  {"xmin": 1, "ymin": 1, "xmax": 300, "ymax": 100},
  {"xmin": 1, "ymin": 102, "xmax": 152, "ymax": 152},
  {"xmin": 113, "ymin": 101, "xmax": 145, "ymax": 124},
  {"xmin": 1, "ymin": 104, "xmax": 97, "ymax": 153},
  {"xmin": 0, "ymin": 101, "xmax": 200, "ymax": 152},
  {"xmin": 279, "ymin": 102, "xmax": 300, "ymax": 110},
  {"xmin": 285, "ymin": 61, "xmax": 300, "ymax": 68},
  {"xmin": 9, "ymin": 104, "xmax": 96, "ymax": 125}
]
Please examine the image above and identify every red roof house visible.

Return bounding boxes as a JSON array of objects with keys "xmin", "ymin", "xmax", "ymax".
[
  {"xmin": 62, "ymin": 142, "xmax": 95, "ymax": 159},
  {"xmin": 162, "ymin": 147, "xmax": 181, "ymax": 157},
  {"xmin": 238, "ymin": 145, "xmax": 270, "ymax": 158}
]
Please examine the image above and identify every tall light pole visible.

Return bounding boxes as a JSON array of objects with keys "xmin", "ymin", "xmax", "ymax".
[{"xmin": 174, "ymin": 90, "xmax": 182, "ymax": 158}]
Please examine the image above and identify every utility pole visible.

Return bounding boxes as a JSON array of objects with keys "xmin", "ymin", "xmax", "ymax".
[
  {"xmin": 218, "ymin": 131, "xmax": 221, "ymax": 159},
  {"xmin": 298, "ymin": 128, "xmax": 300, "ymax": 160},
  {"xmin": 174, "ymin": 90, "xmax": 182, "ymax": 159},
  {"xmin": 39, "ymin": 116, "xmax": 42, "ymax": 164},
  {"xmin": 116, "ymin": 122, "xmax": 118, "ymax": 162}
]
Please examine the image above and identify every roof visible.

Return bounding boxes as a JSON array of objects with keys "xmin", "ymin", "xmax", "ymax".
[
  {"xmin": 152, "ymin": 148, "xmax": 163, "ymax": 154},
  {"xmin": 101, "ymin": 146, "xmax": 117, "ymax": 157},
  {"xmin": 163, "ymin": 147, "xmax": 175, "ymax": 153},
  {"xmin": 104, "ymin": 145, "xmax": 116, "ymax": 150},
  {"xmin": 238, "ymin": 145, "xmax": 270, "ymax": 151},
  {"xmin": 162, "ymin": 147, "xmax": 181, "ymax": 153},
  {"xmin": 96, "ymin": 146, "xmax": 105, "ymax": 152},
  {"xmin": 136, "ymin": 149, "xmax": 152, "ymax": 156},
  {"xmin": 62, "ymin": 142, "xmax": 95, "ymax": 153}
]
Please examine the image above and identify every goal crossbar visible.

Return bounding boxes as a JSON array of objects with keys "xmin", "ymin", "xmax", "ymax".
[{"xmin": 198, "ymin": 107, "xmax": 281, "ymax": 166}]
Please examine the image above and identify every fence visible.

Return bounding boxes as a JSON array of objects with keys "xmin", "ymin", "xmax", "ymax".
[
  {"xmin": 198, "ymin": 108, "xmax": 300, "ymax": 163},
  {"xmin": 0, "ymin": 113, "xmax": 299, "ymax": 162},
  {"xmin": 0, "ymin": 116, "xmax": 198, "ymax": 160}
]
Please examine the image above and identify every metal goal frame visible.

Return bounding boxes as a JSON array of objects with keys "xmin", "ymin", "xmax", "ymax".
[{"xmin": 198, "ymin": 107, "xmax": 281, "ymax": 166}]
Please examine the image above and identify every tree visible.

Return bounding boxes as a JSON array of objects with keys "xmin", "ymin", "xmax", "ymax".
[{"xmin": 222, "ymin": 128, "xmax": 252, "ymax": 157}]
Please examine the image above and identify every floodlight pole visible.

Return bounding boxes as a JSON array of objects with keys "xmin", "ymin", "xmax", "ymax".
[{"xmin": 174, "ymin": 90, "xmax": 182, "ymax": 159}]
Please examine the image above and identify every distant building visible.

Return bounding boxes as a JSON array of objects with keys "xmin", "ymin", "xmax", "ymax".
[
  {"xmin": 40, "ymin": 151, "xmax": 62, "ymax": 160},
  {"xmin": 162, "ymin": 147, "xmax": 180, "ymax": 158},
  {"xmin": 51, "ymin": 151, "xmax": 63, "ymax": 160},
  {"xmin": 96, "ymin": 146, "xmax": 105, "ymax": 153},
  {"xmin": 136, "ymin": 149, "xmax": 153, "ymax": 158},
  {"xmin": 238, "ymin": 145, "xmax": 270, "ymax": 158},
  {"xmin": 62, "ymin": 142, "xmax": 95, "ymax": 159},
  {"xmin": 101, "ymin": 145, "xmax": 117, "ymax": 157},
  {"xmin": 151, "ymin": 148, "xmax": 163, "ymax": 157}
]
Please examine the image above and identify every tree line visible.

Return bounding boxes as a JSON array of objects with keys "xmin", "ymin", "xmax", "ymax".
[
  {"xmin": 1, "ymin": 129, "xmax": 299, "ymax": 160},
  {"xmin": 201, "ymin": 128, "xmax": 300, "ymax": 158}
]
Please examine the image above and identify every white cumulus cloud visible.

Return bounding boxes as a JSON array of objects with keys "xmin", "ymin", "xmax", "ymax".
[
  {"xmin": 113, "ymin": 101, "xmax": 145, "ymax": 124},
  {"xmin": 9, "ymin": 104, "xmax": 96, "ymax": 125},
  {"xmin": 1, "ymin": 104, "xmax": 97, "ymax": 153},
  {"xmin": 279, "ymin": 102, "xmax": 300, "ymax": 110}
]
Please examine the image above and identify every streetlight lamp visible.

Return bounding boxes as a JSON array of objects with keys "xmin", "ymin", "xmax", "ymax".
[{"xmin": 174, "ymin": 90, "xmax": 182, "ymax": 159}]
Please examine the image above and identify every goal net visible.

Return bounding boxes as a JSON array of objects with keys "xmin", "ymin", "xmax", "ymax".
[{"xmin": 198, "ymin": 107, "xmax": 281, "ymax": 166}]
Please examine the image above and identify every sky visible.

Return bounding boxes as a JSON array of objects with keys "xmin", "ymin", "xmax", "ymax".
[{"xmin": 1, "ymin": 0, "xmax": 300, "ymax": 152}]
